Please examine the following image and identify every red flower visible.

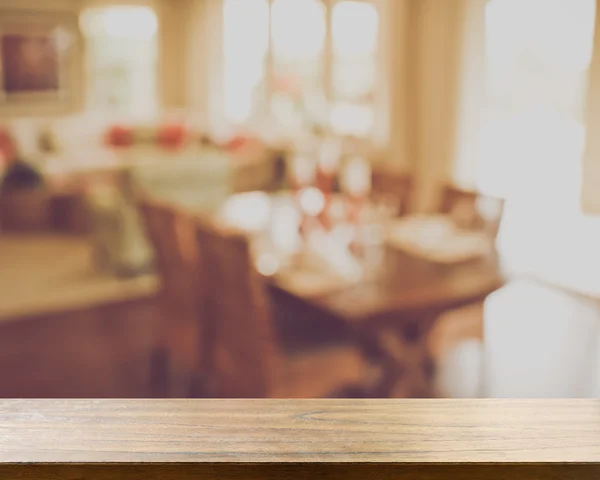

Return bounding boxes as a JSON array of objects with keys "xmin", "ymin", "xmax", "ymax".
[
  {"xmin": 157, "ymin": 123, "xmax": 187, "ymax": 150},
  {"xmin": 224, "ymin": 134, "xmax": 251, "ymax": 153},
  {"xmin": 0, "ymin": 129, "xmax": 16, "ymax": 165},
  {"xmin": 105, "ymin": 125, "xmax": 133, "ymax": 148}
]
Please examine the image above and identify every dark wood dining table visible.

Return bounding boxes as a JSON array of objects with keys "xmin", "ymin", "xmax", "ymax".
[
  {"xmin": 217, "ymin": 191, "xmax": 506, "ymax": 397},
  {"xmin": 269, "ymin": 250, "xmax": 503, "ymax": 397},
  {"xmin": 270, "ymin": 248, "xmax": 503, "ymax": 324}
]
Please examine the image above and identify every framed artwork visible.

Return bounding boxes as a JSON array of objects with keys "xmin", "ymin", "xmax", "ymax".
[{"xmin": 0, "ymin": 10, "xmax": 81, "ymax": 116}]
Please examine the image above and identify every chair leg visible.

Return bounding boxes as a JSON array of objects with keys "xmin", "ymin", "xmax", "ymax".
[
  {"xmin": 149, "ymin": 348, "xmax": 170, "ymax": 397},
  {"xmin": 188, "ymin": 373, "xmax": 211, "ymax": 398}
]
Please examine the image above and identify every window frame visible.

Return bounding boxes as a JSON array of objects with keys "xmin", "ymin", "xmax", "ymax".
[
  {"xmin": 80, "ymin": 2, "xmax": 160, "ymax": 120},
  {"xmin": 223, "ymin": 0, "xmax": 383, "ymax": 137}
]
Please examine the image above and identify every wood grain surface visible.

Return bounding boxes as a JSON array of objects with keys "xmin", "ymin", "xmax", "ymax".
[
  {"xmin": 0, "ymin": 399, "xmax": 599, "ymax": 463},
  {"xmin": 1, "ymin": 399, "xmax": 599, "ymax": 479}
]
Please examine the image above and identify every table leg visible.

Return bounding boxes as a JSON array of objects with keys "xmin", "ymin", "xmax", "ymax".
[{"xmin": 366, "ymin": 314, "xmax": 438, "ymax": 398}]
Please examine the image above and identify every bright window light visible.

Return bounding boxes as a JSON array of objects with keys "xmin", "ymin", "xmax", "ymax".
[
  {"xmin": 479, "ymin": 0, "xmax": 596, "ymax": 199},
  {"xmin": 223, "ymin": 0, "xmax": 269, "ymax": 59},
  {"xmin": 271, "ymin": 0, "xmax": 325, "ymax": 60},
  {"xmin": 221, "ymin": 0, "xmax": 379, "ymax": 134},
  {"xmin": 332, "ymin": 1, "xmax": 379, "ymax": 56},
  {"xmin": 80, "ymin": 6, "xmax": 158, "ymax": 117},
  {"xmin": 223, "ymin": 0, "xmax": 269, "ymax": 123},
  {"xmin": 81, "ymin": 6, "xmax": 157, "ymax": 40},
  {"xmin": 330, "ymin": 102, "xmax": 374, "ymax": 136}
]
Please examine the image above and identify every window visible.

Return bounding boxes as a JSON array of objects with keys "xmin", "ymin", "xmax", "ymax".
[
  {"xmin": 270, "ymin": 0, "xmax": 326, "ymax": 133},
  {"xmin": 222, "ymin": 0, "xmax": 379, "ymax": 136},
  {"xmin": 330, "ymin": 1, "xmax": 378, "ymax": 135},
  {"xmin": 80, "ymin": 6, "xmax": 159, "ymax": 118},
  {"xmin": 480, "ymin": 0, "xmax": 596, "ymax": 201},
  {"xmin": 223, "ymin": 0, "xmax": 270, "ymax": 124},
  {"xmin": 482, "ymin": 0, "xmax": 599, "ymax": 280}
]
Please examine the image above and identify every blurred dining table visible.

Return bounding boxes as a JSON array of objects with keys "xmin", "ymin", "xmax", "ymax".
[
  {"xmin": 217, "ymin": 191, "xmax": 505, "ymax": 323},
  {"xmin": 215, "ymin": 191, "xmax": 505, "ymax": 396}
]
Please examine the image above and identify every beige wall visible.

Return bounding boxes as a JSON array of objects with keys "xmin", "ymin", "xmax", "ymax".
[
  {"xmin": 387, "ymin": 0, "xmax": 480, "ymax": 211},
  {"xmin": 582, "ymin": 0, "xmax": 600, "ymax": 214},
  {"xmin": 381, "ymin": 0, "xmax": 410, "ymax": 170},
  {"xmin": 185, "ymin": 0, "xmax": 222, "ymax": 125},
  {"xmin": 410, "ymin": 0, "xmax": 463, "ymax": 211},
  {"xmin": 0, "ymin": 0, "xmax": 81, "ymax": 11},
  {"xmin": 157, "ymin": 0, "xmax": 193, "ymax": 109}
]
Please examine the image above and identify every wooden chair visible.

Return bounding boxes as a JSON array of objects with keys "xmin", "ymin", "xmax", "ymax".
[
  {"xmin": 371, "ymin": 166, "xmax": 414, "ymax": 216},
  {"xmin": 427, "ymin": 184, "xmax": 505, "ymax": 396},
  {"xmin": 194, "ymin": 217, "xmax": 372, "ymax": 398},
  {"xmin": 137, "ymin": 197, "xmax": 206, "ymax": 397},
  {"xmin": 49, "ymin": 187, "xmax": 90, "ymax": 234},
  {"xmin": 439, "ymin": 184, "xmax": 505, "ymax": 238}
]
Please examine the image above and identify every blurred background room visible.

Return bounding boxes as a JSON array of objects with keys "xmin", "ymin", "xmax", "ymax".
[{"xmin": 0, "ymin": 0, "xmax": 600, "ymax": 398}]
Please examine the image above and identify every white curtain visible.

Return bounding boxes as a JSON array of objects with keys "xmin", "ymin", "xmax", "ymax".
[
  {"xmin": 407, "ymin": 0, "xmax": 599, "ymax": 214},
  {"xmin": 477, "ymin": 0, "xmax": 600, "ymax": 300}
]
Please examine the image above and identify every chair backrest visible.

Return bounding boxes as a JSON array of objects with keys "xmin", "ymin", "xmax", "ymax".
[
  {"xmin": 195, "ymin": 216, "xmax": 281, "ymax": 397},
  {"xmin": 137, "ymin": 196, "xmax": 206, "ymax": 396},
  {"xmin": 439, "ymin": 184, "xmax": 505, "ymax": 238},
  {"xmin": 137, "ymin": 196, "xmax": 201, "ymax": 311},
  {"xmin": 484, "ymin": 280, "xmax": 600, "ymax": 397},
  {"xmin": 371, "ymin": 167, "xmax": 414, "ymax": 216}
]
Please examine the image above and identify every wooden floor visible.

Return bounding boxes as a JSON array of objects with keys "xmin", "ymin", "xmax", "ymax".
[{"xmin": 0, "ymin": 297, "xmax": 161, "ymax": 398}]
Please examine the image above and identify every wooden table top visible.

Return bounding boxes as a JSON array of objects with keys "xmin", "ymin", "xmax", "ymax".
[
  {"xmin": 0, "ymin": 234, "xmax": 158, "ymax": 321},
  {"xmin": 1, "ymin": 399, "xmax": 599, "ymax": 463},
  {"xmin": 305, "ymin": 249, "xmax": 503, "ymax": 322}
]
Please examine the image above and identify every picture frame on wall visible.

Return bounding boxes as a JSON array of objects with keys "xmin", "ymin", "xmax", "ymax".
[{"xmin": 0, "ymin": 10, "xmax": 81, "ymax": 116}]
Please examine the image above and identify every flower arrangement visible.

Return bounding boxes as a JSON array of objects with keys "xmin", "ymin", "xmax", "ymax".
[
  {"xmin": 0, "ymin": 128, "xmax": 17, "ymax": 168},
  {"xmin": 104, "ymin": 125, "xmax": 134, "ymax": 148},
  {"xmin": 104, "ymin": 123, "xmax": 191, "ymax": 150}
]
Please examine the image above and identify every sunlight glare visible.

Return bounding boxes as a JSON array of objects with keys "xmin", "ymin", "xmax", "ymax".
[
  {"xmin": 271, "ymin": 0, "xmax": 325, "ymax": 60},
  {"xmin": 332, "ymin": 1, "xmax": 379, "ymax": 56}
]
